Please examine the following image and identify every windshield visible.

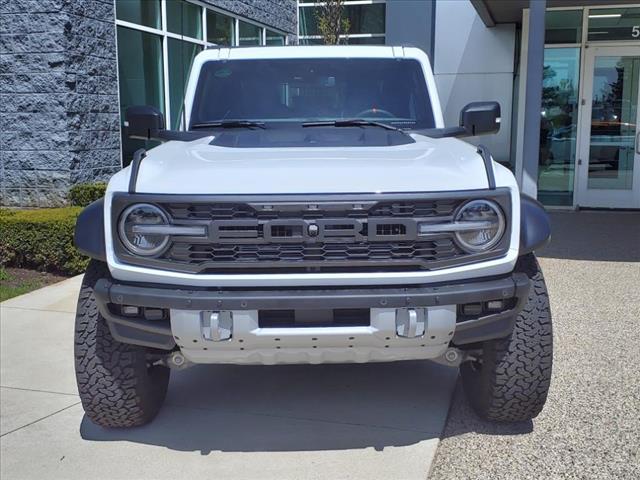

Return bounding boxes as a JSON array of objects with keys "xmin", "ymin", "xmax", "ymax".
[{"xmin": 189, "ymin": 58, "xmax": 435, "ymax": 129}]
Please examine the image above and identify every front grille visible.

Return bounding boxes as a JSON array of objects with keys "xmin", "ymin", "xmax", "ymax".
[
  {"xmin": 164, "ymin": 199, "xmax": 459, "ymax": 221},
  {"xmin": 167, "ymin": 238, "xmax": 462, "ymax": 267},
  {"xmin": 112, "ymin": 192, "xmax": 511, "ymax": 274},
  {"xmin": 166, "ymin": 203, "xmax": 260, "ymax": 220},
  {"xmin": 368, "ymin": 200, "xmax": 458, "ymax": 218},
  {"xmin": 159, "ymin": 199, "xmax": 465, "ymax": 272}
]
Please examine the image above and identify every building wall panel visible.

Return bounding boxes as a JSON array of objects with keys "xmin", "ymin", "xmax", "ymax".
[{"xmin": 433, "ymin": 0, "xmax": 516, "ymax": 165}]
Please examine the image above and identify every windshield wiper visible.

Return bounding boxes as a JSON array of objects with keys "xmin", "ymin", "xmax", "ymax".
[
  {"xmin": 302, "ymin": 119, "xmax": 405, "ymax": 133},
  {"xmin": 191, "ymin": 120, "xmax": 266, "ymax": 130}
]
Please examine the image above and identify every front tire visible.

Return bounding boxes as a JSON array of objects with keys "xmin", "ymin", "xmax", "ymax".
[
  {"xmin": 74, "ymin": 260, "xmax": 170, "ymax": 428},
  {"xmin": 460, "ymin": 254, "xmax": 553, "ymax": 422}
]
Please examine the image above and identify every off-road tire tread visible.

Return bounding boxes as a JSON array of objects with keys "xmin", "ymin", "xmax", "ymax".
[
  {"xmin": 461, "ymin": 253, "xmax": 553, "ymax": 422},
  {"xmin": 74, "ymin": 260, "xmax": 169, "ymax": 428}
]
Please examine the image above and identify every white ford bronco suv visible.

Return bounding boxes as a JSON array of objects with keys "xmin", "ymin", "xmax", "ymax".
[{"xmin": 74, "ymin": 46, "xmax": 552, "ymax": 428}]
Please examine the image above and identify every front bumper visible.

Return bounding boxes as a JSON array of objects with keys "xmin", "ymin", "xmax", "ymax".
[{"xmin": 94, "ymin": 273, "xmax": 530, "ymax": 363}]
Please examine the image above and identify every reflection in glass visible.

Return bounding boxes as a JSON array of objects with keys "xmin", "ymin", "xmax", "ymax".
[
  {"xmin": 298, "ymin": 3, "xmax": 386, "ymax": 37},
  {"xmin": 115, "ymin": 0, "xmax": 161, "ymax": 29},
  {"xmin": 168, "ymin": 39, "xmax": 202, "ymax": 129},
  {"xmin": 538, "ymin": 48, "xmax": 580, "ymax": 206},
  {"xmin": 266, "ymin": 30, "xmax": 286, "ymax": 46},
  {"xmin": 166, "ymin": 0, "xmax": 202, "ymax": 40},
  {"xmin": 298, "ymin": 6, "xmax": 317, "ymax": 37},
  {"xmin": 239, "ymin": 21, "xmax": 261, "ymax": 45},
  {"xmin": 345, "ymin": 3, "xmax": 386, "ymax": 34},
  {"xmin": 207, "ymin": 10, "xmax": 234, "ymax": 45},
  {"xmin": 299, "ymin": 37, "xmax": 324, "ymax": 46},
  {"xmin": 545, "ymin": 9, "xmax": 582, "ymax": 44},
  {"xmin": 116, "ymin": 26, "xmax": 164, "ymax": 165},
  {"xmin": 587, "ymin": 56, "xmax": 639, "ymax": 190},
  {"xmin": 346, "ymin": 36, "xmax": 385, "ymax": 45},
  {"xmin": 588, "ymin": 8, "xmax": 640, "ymax": 42}
]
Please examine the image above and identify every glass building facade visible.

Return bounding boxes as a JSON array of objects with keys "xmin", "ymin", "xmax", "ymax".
[
  {"xmin": 115, "ymin": 0, "xmax": 288, "ymax": 164},
  {"xmin": 538, "ymin": 10, "xmax": 584, "ymax": 206},
  {"xmin": 537, "ymin": 6, "xmax": 640, "ymax": 206},
  {"xmin": 298, "ymin": 0, "xmax": 386, "ymax": 45}
]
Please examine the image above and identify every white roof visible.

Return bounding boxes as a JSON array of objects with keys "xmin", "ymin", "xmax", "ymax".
[{"xmin": 196, "ymin": 45, "xmax": 420, "ymax": 61}]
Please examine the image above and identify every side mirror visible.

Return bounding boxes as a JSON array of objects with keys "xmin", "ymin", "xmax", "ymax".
[
  {"xmin": 459, "ymin": 101, "xmax": 501, "ymax": 136},
  {"xmin": 125, "ymin": 106, "xmax": 165, "ymax": 140}
]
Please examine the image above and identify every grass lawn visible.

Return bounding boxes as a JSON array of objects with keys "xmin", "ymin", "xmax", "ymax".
[{"xmin": 0, "ymin": 267, "xmax": 68, "ymax": 302}]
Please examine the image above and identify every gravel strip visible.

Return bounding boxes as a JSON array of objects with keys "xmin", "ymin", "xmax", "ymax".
[{"xmin": 430, "ymin": 212, "xmax": 640, "ymax": 479}]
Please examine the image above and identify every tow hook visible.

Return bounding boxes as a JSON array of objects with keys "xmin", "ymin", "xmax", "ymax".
[
  {"xmin": 154, "ymin": 351, "xmax": 194, "ymax": 370},
  {"xmin": 432, "ymin": 348, "xmax": 480, "ymax": 367}
]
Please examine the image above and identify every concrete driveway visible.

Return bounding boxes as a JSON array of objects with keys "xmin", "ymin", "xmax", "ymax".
[{"xmin": 0, "ymin": 278, "xmax": 457, "ymax": 480}]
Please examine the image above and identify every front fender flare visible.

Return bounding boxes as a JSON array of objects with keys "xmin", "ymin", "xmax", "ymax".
[
  {"xmin": 74, "ymin": 198, "xmax": 106, "ymax": 261},
  {"xmin": 519, "ymin": 194, "xmax": 551, "ymax": 255}
]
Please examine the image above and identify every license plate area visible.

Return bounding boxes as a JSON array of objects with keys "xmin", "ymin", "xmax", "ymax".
[{"xmin": 258, "ymin": 308, "xmax": 371, "ymax": 328}]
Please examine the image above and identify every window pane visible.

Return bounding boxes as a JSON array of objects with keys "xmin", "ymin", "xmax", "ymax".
[
  {"xmin": 299, "ymin": 37, "xmax": 324, "ymax": 45},
  {"xmin": 266, "ymin": 30, "xmax": 286, "ymax": 46},
  {"xmin": 545, "ymin": 10, "xmax": 582, "ymax": 44},
  {"xmin": 115, "ymin": 0, "xmax": 161, "ymax": 29},
  {"xmin": 588, "ymin": 7, "xmax": 640, "ymax": 41},
  {"xmin": 168, "ymin": 39, "xmax": 202, "ymax": 129},
  {"xmin": 116, "ymin": 26, "xmax": 165, "ymax": 165},
  {"xmin": 239, "ymin": 21, "xmax": 261, "ymax": 45},
  {"xmin": 347, "ymin": 36, "xmax": 385, "ymax": 45},
  {"xmin": 299, "ymin": 3, "xmax": 385, "ymax": 37},
  {"xmin": 299, "ymin": 6, "xmax": 318, "ymax": 36},
  {"xmin": 346, "ymin": 3, "xmax": 385, "ymax": 35},
  {"xmin": 166, "ymin": 0, "xmax": 202, "ymax": 39},
  {"xmin": 207, "ymin": 10, "xmax": 234, "ymax": 45},
  {"xmin": 587, "ymin": 55, "xmax": 639, "ymax": 190},
  {"xmin": 538, "ymin": 48, "xmax": 580, "ymax": 206}
]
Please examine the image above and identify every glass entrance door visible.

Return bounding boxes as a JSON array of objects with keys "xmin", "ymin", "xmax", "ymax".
[{"xmin": 576, "ymin": 45, "xmax": 640, "ymax": 208}]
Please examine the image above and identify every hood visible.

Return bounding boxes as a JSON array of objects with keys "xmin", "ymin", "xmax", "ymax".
[{"xmin": 127, "ymin": 134, "xmax": 492, "ymax": 195}]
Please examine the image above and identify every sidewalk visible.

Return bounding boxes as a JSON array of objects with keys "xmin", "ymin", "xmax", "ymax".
[{"xmin": 0, "ymin": 276, "xmax": 456, "ymax": 480}]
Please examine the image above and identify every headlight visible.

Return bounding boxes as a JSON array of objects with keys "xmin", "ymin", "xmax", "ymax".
[
  {"xmin": 118, "ymin": 203, "xmax": 170, "ymax": 256},
  {"xmin": 453, "ymin": 199, "xmax": 505, "ymax": 252}
]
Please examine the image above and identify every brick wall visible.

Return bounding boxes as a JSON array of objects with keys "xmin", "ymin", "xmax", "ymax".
[{"xmin": 0, "ymin": 0, "xmax": 120, "ymax": 207}]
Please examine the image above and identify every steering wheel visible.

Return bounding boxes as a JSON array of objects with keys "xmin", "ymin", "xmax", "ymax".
[{"xmin": 354, "ymin": 108, "xmax": 395, "ymax": 118}]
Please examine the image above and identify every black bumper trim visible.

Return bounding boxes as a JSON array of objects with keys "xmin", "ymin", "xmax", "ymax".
[
  {"xmin": 452, "ymin": 279, "xmax": 529, "ymax": 345},
  {"xmin": 94, "ymin": 300, "xmax": 175, "ymax": 350},
  {"xmin": 107, "ymin": 320, "xmax": 175, "ymax": 350},
  {"xmin": 94, "ymin": 274, "xmax": 530, "ymax": 350}
]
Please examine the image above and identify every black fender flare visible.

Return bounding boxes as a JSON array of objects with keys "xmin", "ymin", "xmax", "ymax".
[
  {"xmin": 519, "ymin": 194, "xmax": 551, "ymax": 255},
  {"xmin": 74, "ymin": 198, "xmax": 106, "ymax": 261}
]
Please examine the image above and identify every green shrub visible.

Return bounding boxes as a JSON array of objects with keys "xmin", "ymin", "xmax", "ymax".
[
  {"xmin": 0, "ymin": 207, "xmax": 88, "ymax": 275},
  {"xmin": 68, "ymin": 182, "xmax": 107, "ymax": 207}
]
